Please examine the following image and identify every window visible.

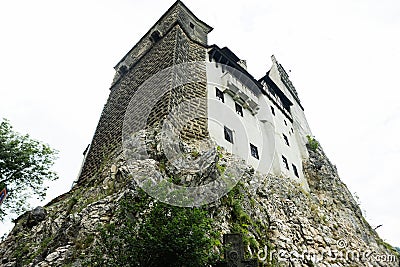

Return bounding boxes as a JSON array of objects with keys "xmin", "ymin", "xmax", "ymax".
[
  {"xmin": 118, "ymin": 65, "xmax": 128, "ymax": 75},
  {"xmin": 270, "ymin": 106, "xmax": 275, "ymax": 116},
  {"xmin": 283, "ymin": 134, "xmax": 290, "ymax": 146},
  {"xmin": 250, "ymin": 143, "xmax": 259, "ymax": 159},
  {"xmin": 291, "ymin": 128, "xmax": 294, "ymax": 133},
  {"xmin": 282, "ymin": 155, "xmax": 289, "ymax": 170},
  {"xmin": 224, "ymin": 126, "xmax": 233, "ymax": 143},
  {"xmin": 235, "ymin": 103, "xmax": 243, "ymax": 116},
  {"xmin": 216, "ymin": 88, "xmax": 224, "ymax": 103},
  {"xmin": 150, "ymin": 30, "xmax": 161, "ymax": 43},
  {"xmin": 284, "ymin": 120, "xmax": 287, "ymax": 126},
  {"xmin": 189, "ymin": 22, "xmax": 195, "ymax": 29},
  {"xmin": 292, "ymin": 164, "xmax": 299, "ymax": 177}
]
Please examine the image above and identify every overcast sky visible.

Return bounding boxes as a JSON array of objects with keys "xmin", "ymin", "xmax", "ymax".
[{"xmin": 0, "ymin": 0, "xmax": 399, "ymax": 246}]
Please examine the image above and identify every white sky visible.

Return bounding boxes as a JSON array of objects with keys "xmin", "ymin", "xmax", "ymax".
[{"xmin": 0, "ymin": 0, "xmax": 399, "ymax": 247}]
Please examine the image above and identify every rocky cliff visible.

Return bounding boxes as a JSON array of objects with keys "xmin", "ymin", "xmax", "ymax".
[{"xmin": 0, "ymin": 131, "xmax": 399, "ymax": 266}]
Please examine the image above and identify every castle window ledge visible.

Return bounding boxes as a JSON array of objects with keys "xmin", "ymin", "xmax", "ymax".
[
  {"xmin": 226, "ymin": 82, "xmax": 250, "ymax": 102},
  {"xmin": 225, "ymin": 81, "xmax": 259, "ymax": 114},
  {"xmin": 246, "ymin": 99, "xmax": 259, "ymax": 115},
  {"xmin": 236, "ymin": 91, "xmax": 249, "ymax": 102},
  {"xmin": 232, "ymin": 95, "xmax": 246, "ymax": 104},
  {"xmin": 226, "ymin": 81, "xmax": 240, "ymax": 95}
]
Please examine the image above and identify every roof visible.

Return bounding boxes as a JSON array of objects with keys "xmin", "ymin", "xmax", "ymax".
[
  {"xmin": 175, "ymin": 1, "xmax": 213, "ymax": 32},
  {"xmin": 115, "ymin": 0, "xmax": 213, "ymax": 69},
  {"xmin": 208, "ymin": 45, "xmax": 295, "ymax": 119},
  {"xmin": 220, "ymin": 47, "xmax": 240, "ymax": 63},
  {"xmin": 270, "ymin": 55, "xmax": 303, "ymax": 109},
  {"xmin": 208, "ymin": 45, "xmax": 263, "ymax": 95},
  {"xmin": 258, "ymin": 72, "xmax": 293, "ymax": 112}
]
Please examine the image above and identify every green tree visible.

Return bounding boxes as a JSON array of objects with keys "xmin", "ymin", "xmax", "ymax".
[
  {"xmin": 0, "ymin": 119, "xmax": 58, "ymax": 221},
  {"xmin": 89, "ymin": 192, "xmax": 219, "ymax": 267}
]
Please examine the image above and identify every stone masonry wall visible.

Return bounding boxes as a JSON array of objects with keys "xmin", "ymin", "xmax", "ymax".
[{"xmin": 79, "ymin": 5, "xmax": 210, "ymax": 182}]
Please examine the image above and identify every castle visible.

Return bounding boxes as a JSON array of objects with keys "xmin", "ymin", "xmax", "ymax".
[
  {"xmin": 2, "ymin": 3, "xmax": 399, "ymax": 265},
  {"xmin": 78, "ymin": 0, "xmax": 313, "ymax": 191}
]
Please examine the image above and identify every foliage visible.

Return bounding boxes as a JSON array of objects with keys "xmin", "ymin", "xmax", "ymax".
[
  {"xmin": 0, "ymin": 119, "xmax": 58, "ymax": 221},
  {"xmin": 306, "ymin": 135, "xmax": 319, "ymax": 151},
  {"xmin": 222, "ymin": 182, "xmax": 280, "ymax": 266},
  {"xmin": 224, "ymin": 183, "xmax": 258, "ymax": 253},
  {"xmin": 376, "ymin": 238, "xmax": 400, "ymax": 257},
  {"xmin": 87, "ymin": 191, "xmax": 219, "ymax": 267}
]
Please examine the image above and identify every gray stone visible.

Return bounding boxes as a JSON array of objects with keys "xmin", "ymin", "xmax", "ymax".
[
  {"xmin": 26, "ymin": 206, "xmax": 46, "ymax": 228},
  {"xmin": 45, "ymin": 251, "xmax": 59, "ymax": 262},
  {"xmin": 0, "ymin": 108, "xmax": 399, "ymax": 267}
]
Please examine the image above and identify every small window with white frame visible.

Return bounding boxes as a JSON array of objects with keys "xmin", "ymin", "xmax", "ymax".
[
  {"xmin": 283, "ymin": 134, "xmax": 290, "ymax": 146},
  {"xmin": 224, "ymin": 126, "xmax": 233, "ymax": 143},
  {"xmin": 216, "ymin": 87, "xmax": 224, "ymax": 103},
  {"xmin": 235, "ymin": 103, "xmax": 243, "ymax": 117},
  {"xmin": 282, "ymin": 155, "xmax": 289, "ymax": 170},
  {"xmin": 250, "ymin": 143, "xmax": 259, "ymax": 159},
  {"xmin": 292, "ymin": 164, "xmax": 299, "ymax": 177},
  {"xmin": 270, "ymin": 106, "xmax": 275, "ymax": 116}
]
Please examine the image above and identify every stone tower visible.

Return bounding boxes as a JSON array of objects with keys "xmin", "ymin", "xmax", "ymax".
[
  {"xmin": 78, "ymin": 1, "xmax": 212, "ymax": 182},
  {"xmin": 79, "ymin": 0, "xmax": 314, "ymax": 188}
]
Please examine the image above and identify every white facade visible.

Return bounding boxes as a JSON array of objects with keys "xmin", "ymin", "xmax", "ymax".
[{"xmin": 206, "ymin": 48, "xmax": 312, "ymax": 190}]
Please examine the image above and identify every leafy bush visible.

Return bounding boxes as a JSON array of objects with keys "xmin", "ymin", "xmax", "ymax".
[
  {"xmin": 0, "ymin": 119, "xmax": 58, "ymax": 220},
  {"xmin": 87, "ymin": 192, "xmax": 218, "ymax": 266},
  {"xmin": 306, "ymin": 135, "xmax": 319, "ymax": 151}
]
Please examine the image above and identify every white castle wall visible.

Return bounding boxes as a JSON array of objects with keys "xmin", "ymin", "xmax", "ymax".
[
  {"xmin": 268, "ymin": 61, "xmax": 312, "ymax": 159},
  {"xmin": 206, "ymin": 58, "xmax": 311, "ymax": 190}
]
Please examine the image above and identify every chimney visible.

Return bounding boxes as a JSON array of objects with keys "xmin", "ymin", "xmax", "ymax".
[{"xmin": 237, "ymin": 59, "xmax": 247, "ymax": 70}]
